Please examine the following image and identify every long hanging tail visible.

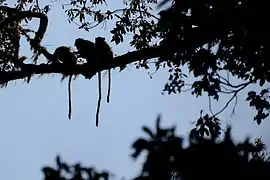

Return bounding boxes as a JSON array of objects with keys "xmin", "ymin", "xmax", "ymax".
[
  {"xmin": 107, "ymin": 69, "xmax": 111, "ymax": 103},
  {"xmin": 68, "ymin": 75, "xmax": 72, "ymax": 119},
  {"xmin": 96, "ymin": 72, "xmax": 102, "ymax": 127}
]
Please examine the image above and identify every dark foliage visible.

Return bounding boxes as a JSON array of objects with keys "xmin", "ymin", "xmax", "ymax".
[
  {"xmin": 0, "ymin": 7, "xmax": 21, "ymax": 81},
  {"xmin": 155, "ymin": 0, "xmax": 270, "ymax": 124},
  {"xmin": 42, "ymin": 116, "xmax": 270, "ymax": 180},
  {"xmin": 42, "ymin": 156, "xmax": 111, "ymax": 180}
]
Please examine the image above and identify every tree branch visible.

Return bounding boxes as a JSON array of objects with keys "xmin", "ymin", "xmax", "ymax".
[
  {"xmin": 0, "ymin": 6, "xmax": 48, "ymax": 45},
  {"xmin": 0, "ymin": 46, "xmax": 162, "ymax": 85},
  {"xmin": 110, "ymin": 47, "xmax": 160, "ymax": 69},
  {"xmin": 213, "ymin": 82, "xmax": 249, "ymax": 117}
]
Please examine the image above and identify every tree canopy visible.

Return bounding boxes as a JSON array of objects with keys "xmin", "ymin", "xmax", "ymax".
[
  {"xmin": 0, "ymin": 0, "xmax": 269, "ymax": 126},
  {"xmin": 42, "ymin": 116, "xmax": 270, "ymax": 180}
]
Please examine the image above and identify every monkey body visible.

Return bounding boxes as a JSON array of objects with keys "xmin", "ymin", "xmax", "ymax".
[
  {"xmin": 52, "ymin": 46, "xmax": 77, "ymax": 66},
  {"xmin": 74, "ymin": 38, "xmax": 97, "ymax": 67},
  {"xmin": 95, "ymin": 37, "xmax": 113, "ymax": 66}
]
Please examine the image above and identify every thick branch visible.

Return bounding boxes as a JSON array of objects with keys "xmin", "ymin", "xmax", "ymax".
[
  {"xmin": 0, "ymin": 6, "xmax": 48, "ymax": 45},
  {"xmin": 0, "ymin": 47, "xmax": 162, "ymax": 84},
  {"xmin": 110, "ymin": 47, "xmax": 161, "ymax": 69}
]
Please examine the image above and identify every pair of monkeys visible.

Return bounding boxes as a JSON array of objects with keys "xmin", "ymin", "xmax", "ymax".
[
  {"xmin": 52, "ymin": 37, "xmax": 113, "ymax": 126},
  {"xmin": 52, "ymin": 37, "xmax": 113, "ymax": 68}
]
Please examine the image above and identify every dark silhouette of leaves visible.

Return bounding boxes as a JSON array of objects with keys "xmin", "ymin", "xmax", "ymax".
[
  {"xmin": 42, "ymin": 155, "xmax": 113, "ymax": 180},
  {"xmin": 42, "ymin": 116, "xmax": 270, "ymax": 180}
]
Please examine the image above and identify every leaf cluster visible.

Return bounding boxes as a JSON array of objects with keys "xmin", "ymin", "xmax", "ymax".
[
  {"xmin": 154, "ymin": 0, "xmax": 270, "ymax": 124},
  {"xmin": 43, "ymin": 155, "xmax": 111, "ymax": 180}
]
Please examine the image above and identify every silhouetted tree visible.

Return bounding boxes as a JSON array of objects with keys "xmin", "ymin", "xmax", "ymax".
[
  {"xmin": 42, "ymin": 116, "xmax": 270, "ymax": 180},
  {"xmin": 0, "ymin": 0, "xmax": 269, "ymax": 125}
]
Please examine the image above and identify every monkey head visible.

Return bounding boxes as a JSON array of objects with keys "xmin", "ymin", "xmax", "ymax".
[
  {"xmin": 74, "ymin": 38, "xmax": 96, "ymax": 60},
  {"xmin": 74, "ymin": 38, "xmax": 84, "ymax": 49},
  {"xmin": 95, "ymin": 37, "xmax": 106, "ymax": 46}
]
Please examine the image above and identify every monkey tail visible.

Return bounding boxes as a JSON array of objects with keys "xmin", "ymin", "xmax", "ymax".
[
  {"xmin": 106, "ymin": 69, "xmax": 111, "ymax": 103},
  {"xmin": 68, "ymin": 75, "xmax": 72, "ymax": 119},
  {"xmin": 96, "ymin": 72, "xmax": 102, "ymax": 127}
]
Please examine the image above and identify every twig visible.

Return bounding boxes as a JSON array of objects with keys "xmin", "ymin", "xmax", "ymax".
[
  {"xmin": 230, "ymin": 95, "xmax": 238, "ymax": 117},
  {"xmin": 208, "ymin": 96, "xmax": 215, "ymax": 116},
  {"xmin": 216, "ymin": 73, "xmax": 250, "ymax": 88},
  {"xmin": 213, "ymin": 83, "xmax": 249, "ymax": 117},
  {"xmin": 181, "ymin": 87, "xmax": 192, "ymax": 92},
  {"xmin": 65, "ymin": 6, "xmax": 159, "ymax": 30},
  {"xmin": 36, "ymin": 0, "xmax": 41, "ymax": 12}
]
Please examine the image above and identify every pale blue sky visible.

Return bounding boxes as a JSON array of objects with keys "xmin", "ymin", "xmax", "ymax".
[{"xmin": 0, "ymin": 1, "xmax": 269, "ymax": 180}]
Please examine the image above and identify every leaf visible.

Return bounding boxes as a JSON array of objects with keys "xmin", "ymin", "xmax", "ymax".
[
  {"xmin": 55, "ymin": 155, "xmax": 61, "ymax": 169},
  {"xmin": 196, "ymin": 117, "xmax": 204, "ymax": 126},
  {"xmin": 189, "ymin": 128, "xmax": 197, "ymax": 140},
  {"xmin": 79, "ymin": 12, "xmax": 85, "ymax": 22},
  {"xmin": 61, "ymin": 163, "xmax": 70, "ymax": 173},
  {"xmin": 260, "ymin": 89, "xmax": 269, "ymax": 96},
  {"xmin": 248, "ymin": 91, "xmax": 256, "ymax": 96},
  {"xmin": 156, "ymin": 114, "xmax": 161, "ymax": 132},
  {"xmin": 142, "ymin": 126, "xmax": 155, "ymax": 139},
  {"xmin": 132, "ymin": 138, "xmax": 150, "ymax": 150}
]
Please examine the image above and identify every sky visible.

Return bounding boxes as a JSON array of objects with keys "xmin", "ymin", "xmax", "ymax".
[{"xmin": 0, "ymin": 1, "xmax": 270, "ymax": 180}]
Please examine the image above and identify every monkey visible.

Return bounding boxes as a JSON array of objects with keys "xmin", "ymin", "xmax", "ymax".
[
  {"xmin": 95, "ymin": 37, "xmax": 113, "ymax": 99},
  {"xmin": 52, "ymin": 46, "xmax": 78, "ymax": 120},
  {"xmin": 52, "ymin": 46, "xmax": 77, "ymax": 65},
  {"xmin": 74, "ymin": 38, "xmax": 102, "ymax": 126},
  {"xmin": 95, "ymin": 37, "xmax": 113, "ymax": 100},
  {"xmin": 95, "ymin": 37, "xmax": 114, "ymax": 64},
  {"xmin": 94, "ymin": 37, "xmax": 114, "ymax": 126}
]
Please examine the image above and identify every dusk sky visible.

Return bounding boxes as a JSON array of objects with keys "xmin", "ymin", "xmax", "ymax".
[{"xmin": 0, "ymin": 1, "xmax": 269, "ymax": 180}]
